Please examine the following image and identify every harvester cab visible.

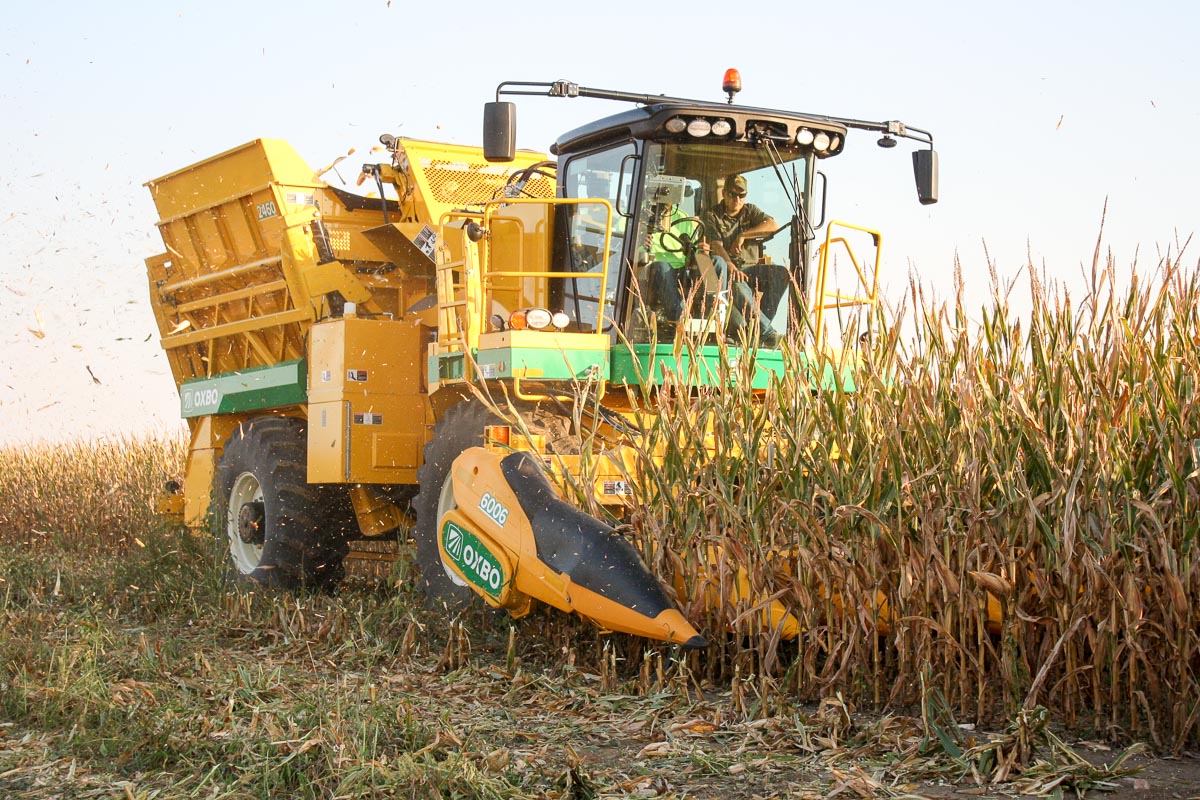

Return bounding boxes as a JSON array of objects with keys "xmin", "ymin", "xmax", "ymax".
[
  {"xmin": 145, "ymin": 71, "xmax": 937, "ymax": 651},
  {"xmin": 478, "ymin": 74, "xmax": 937, "ymax": 352}
]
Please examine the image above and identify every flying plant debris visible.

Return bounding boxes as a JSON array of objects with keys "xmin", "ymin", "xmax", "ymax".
[
  {"xmin": 314, "ymin": 147, "xmax": 357, "ymax": 183},
  {"xmin": 27, "ymin": 307, "xmax": 46, "ymax": 339}
]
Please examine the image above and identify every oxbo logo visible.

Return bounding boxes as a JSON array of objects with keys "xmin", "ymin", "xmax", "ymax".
[
  {"xmin": 441, "ymin": 522, "xmax": 505, "ymax": 597},
  {"xmin": 445, "ymin": 525, "xmax": 464, "ymax": 560},
  {"xmin": 478, "ymin": 492, "xmax": 509, "ymax": 526},
  {"xmin": 182, "ymin": 387, "xmax": 221, "ymax": 412}
]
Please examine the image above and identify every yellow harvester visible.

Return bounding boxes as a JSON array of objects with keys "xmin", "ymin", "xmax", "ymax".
[{"xmin": 145, "ymin": 73, "xmax": 938, "ymax": 647}]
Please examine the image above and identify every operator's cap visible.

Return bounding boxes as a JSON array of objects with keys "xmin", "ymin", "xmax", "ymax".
[{"xmin": 723, "ymin": 174, "xmax": 748, "ymax": 195}]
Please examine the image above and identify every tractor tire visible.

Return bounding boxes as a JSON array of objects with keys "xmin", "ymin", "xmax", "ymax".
[
  {"xmin": 412, "ymin": 400, "xmax": 500, "ymax": 607},
  {"xmin": 212, "ymin": 416, "xmax": 350, "ymax": 591}
]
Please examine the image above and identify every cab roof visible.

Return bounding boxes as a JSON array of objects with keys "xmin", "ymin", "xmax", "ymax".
[{"xmin": 551, "ymin": 101, "xmax": 850, "ymax": 156}]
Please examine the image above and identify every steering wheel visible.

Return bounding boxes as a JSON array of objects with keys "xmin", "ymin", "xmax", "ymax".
[{"xmin": 656, "ymin": 216, "xmax": 705, "ymax": 254}]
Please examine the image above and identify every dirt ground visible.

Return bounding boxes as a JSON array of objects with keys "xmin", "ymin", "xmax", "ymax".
[
  {"xmin": 920, "ymin": 754, "xmax": 1200, "ymax": 800},
  {"xmin": 1114, "ymin": 757, "xmax": 1200, "ymax": 800}
]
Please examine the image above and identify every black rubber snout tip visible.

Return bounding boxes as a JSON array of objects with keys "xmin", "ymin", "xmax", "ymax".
[{"xmin": 682, "ymin": 635, "xmax": 708, "ymax": 650}]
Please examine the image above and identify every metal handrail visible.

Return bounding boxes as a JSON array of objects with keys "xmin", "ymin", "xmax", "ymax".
[
  {"xmin": 481, "ymin": 197, "xmax": 614, "ymax": 325},
  {"xmin": 813, "ymin": 220, "xmax": 883, "ymax": 347}
]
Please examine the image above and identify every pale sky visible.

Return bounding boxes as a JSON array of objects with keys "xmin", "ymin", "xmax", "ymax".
[{"xmin": 2, "ymin": 1, "xmax": 1197, "ymax": 444}]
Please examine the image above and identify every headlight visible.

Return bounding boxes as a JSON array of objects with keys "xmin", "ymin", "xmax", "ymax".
[
  {"xmin": 796, "ymin": 128, "xmax": 815, "ymax": 146},
  {"xmin": 524, "ymin": 308, "xmax": 553, "ymax": 330},
  {"xmin": 829, "ymin": 134, "xmax": 842, "ymax": 152},
  {"xmin": 664, "ymin": 117, "xmax": 687, "ymax": 134},
  {"xmin": 686, "ymin": 118, "xmax": 712, "ymax": 137},
  {"xmin": 813, "ymin": 132, "xmax": 831, "ymax": 151},
  {"xmin": 710, "ymin": 119, "xmax": 732, "ymax": 136},
  {"xmin": 551, "ymin": 311, "xmax": 571, "ymax": 330}
]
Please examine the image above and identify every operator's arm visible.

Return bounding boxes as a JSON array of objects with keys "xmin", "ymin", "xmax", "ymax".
[
  {"xmin": 702, "ymin": 237, "xmax": 732, "ymax": 262},
  {"xmin": 739, "ymin": 217, "xmax": 776, "ymax": 240},
  {"xmin": 731, "ymin": 205, "xmax": 776, "ymax": 254}
]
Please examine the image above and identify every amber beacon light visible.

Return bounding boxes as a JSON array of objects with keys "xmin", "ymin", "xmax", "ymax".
[{"xmin": 722, "ymin": 68, "xmax": 742, "ymax": 104}]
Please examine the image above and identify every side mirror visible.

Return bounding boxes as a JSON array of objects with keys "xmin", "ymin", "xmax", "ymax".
[
  {"xmin": 913, "ymin": 149, "xmax": 939, "ymax": 205},
  {"xmin": 483, "ymin": 102, "xmax": 516, "ymax": 163}
]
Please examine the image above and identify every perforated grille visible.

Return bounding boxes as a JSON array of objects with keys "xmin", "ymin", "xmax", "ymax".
[
  {"xmin": 420, "ymin": 158, "xmax": 555, "ymax": 204},
  {"xmin": 518, "ymin": 175, "xmax": 556, "ymax": 199}
]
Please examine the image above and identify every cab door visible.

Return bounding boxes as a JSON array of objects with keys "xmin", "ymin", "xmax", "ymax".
[{"xmin": 555, "ymin": 141, "xmax": 637, "ymax": 335}]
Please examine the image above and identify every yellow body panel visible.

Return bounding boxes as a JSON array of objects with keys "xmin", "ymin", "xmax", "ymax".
[
  {"xmin": 397, "ymin": 140, "xmax": 553, "ymax": 224},
  {"xmin": 181, "ymin": 414, "xmax": 246, "ymax": 528},
  {"xmin": 307, "ymin": 315, "xmax": 430, "ymax": 484},
  {"xmin": 349, "ymin": 487, "xmax": 409, "ymax": 537},
  {"xmin": 144, "ymin": 138, "xmax": 551, "ymax": 394},
  {"xmin": 476, "ymin": 329, "xmax": 610, "ymax": 352},
  {"xmin": 148, "ymin": 139, "xmax": 320, "ymax": 221},
  {"xmin": 146, "ymin": 140, "xmax": 323, "ymax": 386}
]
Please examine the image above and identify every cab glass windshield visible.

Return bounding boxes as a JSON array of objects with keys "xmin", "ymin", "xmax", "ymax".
[{"xmin": 624, "ymin": 140, "xmax": 810, "ymax": 346}]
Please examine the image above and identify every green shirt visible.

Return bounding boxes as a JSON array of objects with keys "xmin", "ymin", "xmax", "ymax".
[{"xmin": 648, "ymin": 208, "xmax": 696, "ymax": 270}]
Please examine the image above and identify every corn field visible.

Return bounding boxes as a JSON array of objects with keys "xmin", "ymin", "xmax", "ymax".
[
  {"xmin": 0, "ymin": 435, "xmax": 185, "ymax": 548},
  {"xmin": 612, "ymin": 251, "xmax": 1200, "ymax": 752}
]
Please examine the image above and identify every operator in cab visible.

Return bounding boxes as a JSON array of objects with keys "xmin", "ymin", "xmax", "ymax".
[
  {"xmin": 701, "ymin": 174, "xmax": 789, "ymax": 342},
  {"xmin": 644, "ymin": 202, "xmax": 729, "ymax": 324}
]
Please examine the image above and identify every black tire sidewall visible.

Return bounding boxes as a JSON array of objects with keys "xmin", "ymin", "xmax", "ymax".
[
  {"xmin": 212, "ymin": 417, "xmax": 348, "ymax": 591},
  {"xmin": 412, "ymin": 400, "xmax": 503, "ymax": 606}
]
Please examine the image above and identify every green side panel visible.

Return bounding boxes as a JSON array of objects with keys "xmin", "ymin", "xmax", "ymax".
[
  {"xmin": 179, "ymin": 359, "xmax": 307, "ymax": 418},
  {"xmin": 474, "ymin": 345, "xmax": 609, "ymax": 381},
  {"xmin": 431, "ymin": 352, "xmax": 465, "ymax": 382},
  {"xmin": 441, "ymin": 520, "xmax": 507, "ymax": 598},
  {"xmin": 610, "ymin": 345, "xmax": 860, "ymax": 391}
]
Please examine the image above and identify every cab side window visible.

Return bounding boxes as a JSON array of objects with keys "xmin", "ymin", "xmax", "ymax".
[{"xmin": 557, "ymin": 142, "xmax": 635, "ymax": 333}]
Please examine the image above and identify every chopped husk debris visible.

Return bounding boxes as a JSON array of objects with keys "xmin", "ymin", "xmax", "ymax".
[{"xmin": 0, "ymin": 541, "xmax": 1157, "ymax": 799}]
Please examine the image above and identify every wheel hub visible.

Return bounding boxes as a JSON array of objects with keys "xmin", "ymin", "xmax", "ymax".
[{"xmin": 237, "ymin": 501, "xmax": 266, "ymax": 544}]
